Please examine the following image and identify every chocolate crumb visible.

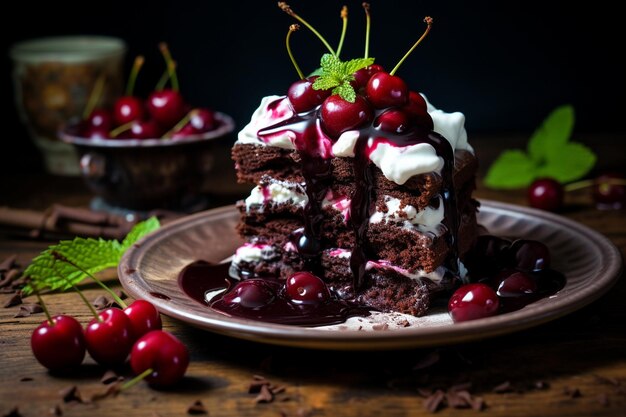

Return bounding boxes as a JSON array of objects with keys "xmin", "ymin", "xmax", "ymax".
[
  {"xmin": 93, "ymin": 295, "xmax": 110, "ymax": 310},
  {"xmin": 446, "ymin": 391, "xmax": 470, "ymax": 409},
  {"xmin": 21, "ymin": 303, "xmax": 43, "ymax": 314},
  {"xmin": 534, "ymin": 380, "xmax": 549, "ymax": 390},
  {"xmin": 19, "ymin": 377, "xmax": 33, "ymax": 382},
  {"xmin": 596, "ymin": 393, "xmax": 609, "ymax": 406},
  {"xmin": 0, "ymin": 255, "xmax": 17, "ymax": 272},
  {"xmin": 116, "ymin": 290, "xmax": 128, "ymax": 300},
  {"xmin": 424, "ymin": 389, "xmax": 445, "ymax": 413},
  {"xmin": 91, "ymin": 382, "xmax": 121, "ymax": 402},
  {"xmin": 3, "ymin": 293, "xmax": 22, "ymax": 308},
  {"xmin": 187, "ymin": 400, "xmax": 208, "ymax": 415},
  {"xmin": 412, "ymin": 351, "xmax": 440, "ymax": 371},
  {"xmin": 372, "ymin": 323, "xmax": 389, "ymax": 331},
  {"xmin": 49, "ymin": 405, "xmax": 62, "ymax": 416},
  {"xmin": 563, "ymin": 387, "xmax": 582, "ymax": 398},
  {"xmin": 59, "ymin": 385, "xmax": 83, "ymax": 403},
  {"xmin": 456, "ymin": 391, "xmax": 485, "ymax": 411},
  {"xmin": 493, "ymin": 381, "xmax": 513, "ymax": 393},
  {"xmin": 358, "ymin": 325, "xmax": 363, "ymax": 330},
  {"xmin": 2, "ymin": 406, "xmax": 22, "ymax": 417},
  {"xmin": 255, "ymin": 384, "xmax": 274, "ymax": 403},
  {"xmin": 100, "ymin": 370, "xmax": 121, "ymax": 384},
  {"xmin": 398, "ymin": 319, "xmax": 411, "ymax": 327}
]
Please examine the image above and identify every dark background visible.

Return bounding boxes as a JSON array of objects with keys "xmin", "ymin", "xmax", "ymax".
[{"xmin": 2, "ymin": 0, "xmax": 624, "ymax": 174}]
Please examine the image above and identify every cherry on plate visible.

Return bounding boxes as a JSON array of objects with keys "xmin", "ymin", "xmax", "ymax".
[
  {"xmin": 222, "ymin": 279, "xmax": 276, "ymax": 309},
  {"xmin": 448, "ymin": 283, "xmax": 499, "ymax": 323},
  {"xmin": 285, "ymin": 271, "xmax": 331, "ymax": 304},
  {"xmin": 147, "ymin": 89, "xmax": 187, "ymax": 128},
  {"xmin": 130, "ymin": 330, "xmax": 189, "ymax": 387},
  {"xmin": 496, "ymin": 270, "xmax": 538, "ymax": 297},
  {"xmin": 113, "ymin": 96, "xmax": 145, "ymax": 126},
  {"xmin": 31, "ymin": 315, "xmax": 85, "ymax": 371},
  {"xmin": 508, "ymin": 239, "xmax": 551, "ymax": 272}
]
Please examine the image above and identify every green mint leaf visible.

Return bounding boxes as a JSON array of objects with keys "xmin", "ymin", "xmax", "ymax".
[
  {"xmin": 528, "ymin": 105, "xmax": 574, "ymax": 163},
  {"xmin": 484, "ymin": 150, "xmax": 537, "ymax": 189},
  {"xmin": 308, "ymin": 67, "xmax": 323, "ymax": 77},
  {"xmin": 343, "ymin": 57, "xmax": 375, "ymax": 75},
  {"xmin": 333, "ymin": 83, "xmax": 356, "ymax": 103},
  {"xmin": 319, "ymin": 53, "xmax": 341, "ymax": 74},
  {"xmin": 537, "ymin": 142, "xmax": 596, "ymax": 183},
  {"xmin": 313, "ymin": 75, "xmax": 341, "ymax": 91},
  {"xmin": 22, "ymin": 217, "xmax": 160, "ymax": 294}
]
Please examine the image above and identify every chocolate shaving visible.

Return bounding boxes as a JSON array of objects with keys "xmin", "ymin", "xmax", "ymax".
[
  {"xmin": 3, "ymin": 293, "xmax": 22, "ymax": 308},
  {"xmin": 0, "ymin": 255, "xmax": 17, "ymax": 272},
  {"xmin": 271, "ymin": 385, "xmax": 286, "ymax": 395},
  {"xmin": 412, "ymin": 351, "xmax": 440, "ymax": 371},
  {"xmin": 187, "ymin": 400, "xmax": 208, "ymax": 415},
  {"xmin": 116, "ymin": 289, "xmax": 128, "ymax": 300},
  {"xmin": 457, "ymin": 391, "xmax": 484, "ymax": 411},
  {"xmin": 49, "ymin": 405, "xmax": 62, "ymax": 416},
  {"xmin": 446, "ymin": 390, "xmax": 470, "ymax": 409},
  {"xmin": 22, "ymin": 303, "xmax": 43, "ymax": 314},
  {"xmin": 563, "ymin": 387, "xmax": 582, "ymax": 398},
  {"xmin": 493, "ymin": 381, "xmax": 513, "ymax": 393},
  {"xmin": 372, "ymin": 323, "xmax": 389, "ymax": 331},
  {"xmin": 424, "ymin": 389, "xmax": 445, "ymax": 413},
  {"xmin": 19, "ymin": 377, "xmax": 33, "ymax": 382},
  {"xmin": 248, "ymin": 380, "xmax": 270, "ymax": 394},
  {"xmin": 59, "ymin": 385, "xmax": 83, "ymax": 403},
  {"xmin": 255, "ymin": 384, "xmax": 274, "ymax": 403},
  {"xmin": 252, "ymin": 374, "xmax": 267, "ymax": 381},
  {"xmin": 100, "ymin": 370, "xmax": 122, "ymax": 384},
  {"xmin": 0, "ymin": 269, "xmax": 20, "ymax": 288},
  {"xmin": 90, "ymin": 382, "xmax": 121, "ymax": 402},
  {"xmin": 2, "ymin": 406, "xmax": 22, "ymax": 417},
  {"xmin": 93, "ymin": 295, "xmax": 110, "ymax": 310}
]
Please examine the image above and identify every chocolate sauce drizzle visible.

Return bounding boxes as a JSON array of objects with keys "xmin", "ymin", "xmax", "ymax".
[{"xmin": 258, "ymin": 100, "xmax": 460, "ymax": 291}]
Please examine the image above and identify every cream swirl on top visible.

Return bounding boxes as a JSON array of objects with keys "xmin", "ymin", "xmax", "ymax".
[{"xmin": 236, "ymin": 94, "xmax": 472, "ymax": 185}]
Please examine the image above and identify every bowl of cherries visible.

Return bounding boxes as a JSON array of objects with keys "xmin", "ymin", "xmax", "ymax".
[{"xmin": 59, "ymin": 44, "xmax": 234, "ymax": 212}]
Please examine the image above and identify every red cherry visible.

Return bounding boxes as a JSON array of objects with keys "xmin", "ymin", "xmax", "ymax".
[
  {"xmin": 189, "ymin": 108, "xmax": 216, "ymax": 132},
  {"xmin": 124, "ymin": 300, "xmax": 162, "ymax": 341},
  {"xmin": 375, "ymin": 109, "xmax": 411, "ymax": 133},
  {"xmin": 320, "ymin": 95, "xmax": 373, "ymax": 138},
  {"xmin": 496, "ymin": 271, "xmax": 537, "ymax": 298},
  {"xmin": 352, "ymin": 64, "xmax": 385, "ymax": 90},
  {"xmin": 222, "ymin": 279, "xmax": 276, "ymax": 309},
  {"xmin": 31, "ymin": 315, "xmax": 85, "ymax": 370},
  {"xmin": 86, "ymin": 109, "xmax": 112, "ymax": 130},
  {"xmin": 402, "ymin": 91, "xmax": 434, "ymax": 130},
  {"xmin": 508, "ymin": 239, "xmax": 551, "ymax": 272},
  {"xmin": 366, "ymin": 72, "xmax": 409, "ymax": 108},
  {"xmin": 448, "ymin": 283, "xmax": 500, "ymax": 323},
  {"xmin": 528, "ymin": 178, "xmax": 564, "ymax": 212},
  {"xmin": 84, "ymin": 308, "xmax": 134, "ymax": 366},
  {"xmin": 147, "ymin": 89, "xmax": 187, "ymax": 128},
  {"xmin": 593, "ymin": 173, "xmax": 626, "ymax": 209},
  {"xmin": 117, "ymin": 120, "xmax": 162, "ymax": 139},
  {"xmin": 171, "ymin": 124, "xmax": 196, "ymax": 140},
  {"xmin": 130, "ymin": 330, "xmax": 189, "ymax": 387},
  {"xmin": 288, "ymin": 77, "xmax": 332, "ymax": 113},
  {"xmin": 113, "ymin": 96, "xmax": 145, "ymax": 126},
  {"xmin": 84, "ymin": 126, "xmax": 110, "ymax": 139},
  {"xmin": 285, "ymin": 272, "xmax": 330, "ymax": 304}
]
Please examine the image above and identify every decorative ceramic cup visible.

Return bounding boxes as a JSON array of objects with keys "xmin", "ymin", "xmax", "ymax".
[{"xmin": 10, "ymin": 36, "xmax": 126, "ymax": 175}]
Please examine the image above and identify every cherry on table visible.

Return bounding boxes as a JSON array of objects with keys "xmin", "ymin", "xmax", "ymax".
[
  {"xmin": 508, "ymin": 239, "xmax": 551, "ymax": 272},
  {"xmin": 448, "ymin": 283, "xmax": 499, "ymax": 323},
  {"xmin": 365, "ymin": 72, "xmax": 409, "ymax": 108},
  {"xmin": 113, "ymin": 96, "xmax": 145, "ymax": 126},
  {"xmin": 222, "ymin": 279, "xmax": 276, "ymax": 309},
  {"xmin": 124, "ymin": 300, "xmax": 162, "ymax": 341},
  {"xmin": 288, "ymin": 77, "xmax": 332, "ymax": 113},
  {"xmin": 320, "ymin": 94, "xmax": 373, "ymax": 138},
  {"xmin": 528, "ymin": 178, "xmax": 564, "ymax": 212},
  {"xmin": 130, "ymin": 330, "xmax": 189, "ymax": 387},
  {"xmin": 147, "ymin": 89, "xmax": 187, "ymax": 128},
  {"xmin": 85, "ymin": 307, "xmax": 134, "ymax": 366},
  {"xmin": 31, "ymin": 315, "xmax": 85, "ymax": 371},
  {"xmin": 285, "ymin": 271, "xmax": 330, "ymax": 304},
  {"xmin": 593, "ymin": 173, "xmax": 626, "ymax": 209}
]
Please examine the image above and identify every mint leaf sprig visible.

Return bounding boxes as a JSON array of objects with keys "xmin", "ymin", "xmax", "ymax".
[
  {"xmin": 312, "ymin": 53, "xmax": 375, "ymax": 102},
  {"xmin": 22, "ymin": 217, "xmax": 160, "ymax": 295},
  {"xmin": 484, "ymin": 105, "xmax": 597, "ymax": 189}
]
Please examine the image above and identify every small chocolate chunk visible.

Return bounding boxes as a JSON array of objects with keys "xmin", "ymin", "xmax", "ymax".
[
  {"xmin": 59, "ymin": 385, "xmax": 83, "ymax": 403},
  {"xmin": 255, "ymin": 384, "xmax": 274, "ymax": 403},
  {"xmin": 3, "ymin": 293, "xmax": 22, "ymax": 308},
  {"xmin": 93, "ymin": 295, "xmax": 110, "ymax": 310},
  {"xmin": 101, "ymin": 370, "xmax": 121, "ymax": 384},
  {"xmin": 90, "ymin": 382, "xmax": 121, "ymax": 402},
  {"xmin": 493, "ymin": 381, "xmax": 513, "ymax": 393},
  {"xmin": 563, "ymin": 387, "xmax": 582, "ymax": 398},
  {"xmin": 0, "ymin": 255, "xmax": 17, "ymax": 272},
  {"xmin": 19, "ymin": 377, "xmax": 33, "ymax": 382},
  {"xmin": 49, "ymin": 405, "xmax": 62, "ymax": 416},
  {"xmin": 187, "ymin": 400, "xmax": 208, "ymax": 414},
  {"xmin": 21, "ymin": 303, "xmax": 43, "ymax": 314},
  {"xmin": 456, "ymin": 391, "xmax": 485, "ymax": 411},
  {"xmin": 271, "ymin": 385, "xmax": 286, "ymax": 395},
  {"xmin": 446, "ymin": 391, "xmax": 470, "ymax": 409},
  {"xmin": 423, "ymin": 389, "xmax": 445, "ymax": 413},
  {"xmin": 248, "ymin": 380, "xmax": 270, "ymax": 394},
  {"xmin": 2, "ymin": 406, "xmax": 22, "ymax": 417}
]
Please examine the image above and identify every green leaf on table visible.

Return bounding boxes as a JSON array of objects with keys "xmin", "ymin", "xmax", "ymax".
[
  {"xmin": 22, "ymin": 217, "xmax": 160, "ymax": 294},
  {"xmin": 484, "ymin": 104, "xmax": 597, "ymax": 189}
]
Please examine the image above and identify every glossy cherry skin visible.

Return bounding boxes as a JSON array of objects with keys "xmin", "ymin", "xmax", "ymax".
[
  {"xmin": 84, "ymin": 125, "xmax": 110, "ymax": 139},
  {"xmin": 366, "ymin": 72, "xmax": 409, "ymax": 108},
  {"xmin": 508, "ymin": 239, "xmax": 551, "ymax": 272},
  {"xmin": 31, "ymin": 315, "xmax": 85, "ymax": 371},
  {"xmin": 288, "ymin": 77, "xmax": 332, "ymax": 113},
  {"xmin": 84, "ymin": 308, "xmax": 134, "ymax": 366},
  {"xmin": 113, "ymin": 96, "xmax": 145, "ymax": 126},
  {"xmin": 593, "ymin": 173, "xmax": 626, "ymax": 208},
  {"xmin": 402, "ymin": 91, "xmax": 433, "ymax": 130},
  {"xmin": 496, "ymin": 270, "xmax": 537, "ymax": 297},
  {"xmin": 124, "ymin": 300, "xmax": 162, "ymax": 341},
  {"xmin": 528, "ymin": 178, "xmax": 564, "ymax": 212},
  {"xmin": 147, "ymin": 89, "xmax": 187, "ymax": 128},
  {"xmin": 353, "ymin": 64, "xmax": 385, "ymax": 90},
  {"xmin": 118, "ymin": 120, "xmax": 162, "ymax": 139},
  {"xmin": 375, "ymin": 109, "xmax": 411, "ymax": 134},
  {"xmin": 448, "ymin": 283, "xmax": 500, "ymax": 323},
  {"xmin": 320, "ymin": 95, "xmax": 373, "ymax": 138},
  {"xmin": 171, "ymin": 124, "xmax": 196, "ymax": 140},
  {"xmin": 86, "ymin": 108, "xmax": 112, "ymax": 130},
  {"xmin": 222, "ymin": 279, "xmax": 276, "ymax": 309},
  {"xmin": 189, "ymin": 108, "xmax": 216, "ymax": 132},
  {"xmin": 285, "ymin": 272, "xmax": 331, "ymax": 304},
  {"xmin": 130, "ymin": 330, "xmax": 189, "ymax": 387}
]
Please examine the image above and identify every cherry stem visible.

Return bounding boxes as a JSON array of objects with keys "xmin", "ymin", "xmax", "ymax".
[
  {"xmin": 278, "ymin": 2, "xmax": 336, "ymax": 56},
  {"xmin": 121, "ymin": 368, "xmax": 153, "ymax": 390},
  {"xmin": 125, "ymin": 56, "xmax": 145, "ymax": 96},
  {"xmin": 162, "ymin": 109, "xmax": 197, "ymax": 138},
  {"xmin": 83, "ymin": 74, "xmax": 106, "ymax": 119},
  {"xmin": 336, "ymin": 6, "xmax": 348, "ymax": 58},
  {"xmin": 109, "ymin": 121, "xmax": 134, "ymax": 138},
  {"xmin": 362, "ymin": 2, "xmax": 371, "ymax": 59},
  {"xmin": 32, "ymin": 285, "xmax": 54, "ymax": 326},
  {"xmin": 564, "ymin": 178, "xmax": 626, "ymax": 192},
  {"xmin": 155, "ymin": 67, "xmax": 171, "ymax": 91},
  {"xmin": 286, "ymin": 24, "xmax": 304, "ymax": 80},
  {"xmin": 390, "ymin": 16, "xmax": 433, "ymax": 76},
  {"xmin": 159, "ymin": 43, "xmax": 179, "ymax": 91},
  {"xmin": 51, "ymin": 251, "xmax": 127, "ymax": 308},
  {"xmin": 51, "ymin": 261, "xmax": 101, "ymax": 322}
]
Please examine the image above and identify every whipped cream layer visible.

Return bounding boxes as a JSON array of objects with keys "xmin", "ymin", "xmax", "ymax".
[
  {"xmin": 244, "ymin": 179, "xmax": 443, "ymax": 233},
  {"xmin": 232, "ymin": 243, "xmax": 278, "ymax": 264},
  {"xmin": 236, "ymin": 94, "xmax": 472, "ymax": 184}
]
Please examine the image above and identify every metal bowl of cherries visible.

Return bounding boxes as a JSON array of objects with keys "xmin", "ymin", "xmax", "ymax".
[{"xmin": 59, "ymin": 45, "xmax": 235, "ymax": 212}]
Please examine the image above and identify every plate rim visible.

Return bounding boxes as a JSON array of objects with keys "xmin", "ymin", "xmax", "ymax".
[{"xmin": 119, "ymin": 200, "xmax": 623, "ymax": 350}]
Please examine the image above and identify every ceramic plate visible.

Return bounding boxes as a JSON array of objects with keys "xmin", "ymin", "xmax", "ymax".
[{"xmin": 118, "ymin": 201, "xmax": 622, "ymax": 350}]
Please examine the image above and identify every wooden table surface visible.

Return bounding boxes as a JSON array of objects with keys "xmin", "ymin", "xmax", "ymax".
[{"xmin": 1, "ymin": 136, "xmax": 624, "ymax": 417}]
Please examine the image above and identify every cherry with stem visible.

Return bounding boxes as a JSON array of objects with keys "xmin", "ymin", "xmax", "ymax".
[
  {"xmin": 82, "ymin": 74, "xmax": 106, "ymax": 119},
  {"xmin": 389, "ymin": 17, "xmax": 433, "ymax": 76},
  {"xmin": 286, "ymin": 24, "xmax": 304, "ymax": 80},
  {"xmin": 336, "ymin": 6, "xmax": 348, "ymax": 58},
  {"xmin": 362, "ymin": 2, "xmax": 371, "ymax": 59},
  {"xmin": 278, "ymin": 2, "xmax": 337, "ymax": 56}
]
